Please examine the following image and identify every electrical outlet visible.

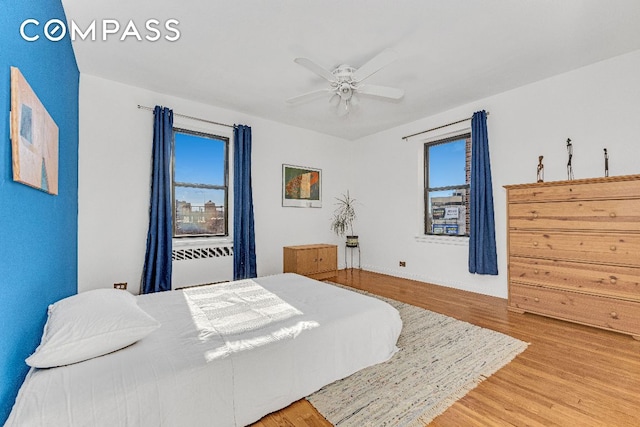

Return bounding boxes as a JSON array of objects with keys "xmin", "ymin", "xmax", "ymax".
[
  {"xmin": 399, "ymin": 261, "xmax": 406, "ymax": 267},
  {"xmin": 114, "ymin": 282, "xmax": 127, "ymax": 290}
]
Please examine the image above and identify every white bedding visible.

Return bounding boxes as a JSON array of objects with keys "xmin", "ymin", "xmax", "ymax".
[{"xmin": 6, "ymin": 273, "xmax": 402, "ymax": 427}]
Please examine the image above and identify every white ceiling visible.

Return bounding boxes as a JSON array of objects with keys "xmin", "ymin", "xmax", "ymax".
[{"xmin": 61, "ymin": 0, "xmax": 640, "ymax": 140}]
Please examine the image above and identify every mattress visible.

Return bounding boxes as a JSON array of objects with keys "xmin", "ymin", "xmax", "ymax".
[{"xmin": 6, "ymin": 273, "xmax": 402, "ymax": 427}]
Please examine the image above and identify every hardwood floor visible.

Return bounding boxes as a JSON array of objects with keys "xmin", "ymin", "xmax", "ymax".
[{"xmin": 253, "ymin": 269, "xmax": 640, "ymax": 426}]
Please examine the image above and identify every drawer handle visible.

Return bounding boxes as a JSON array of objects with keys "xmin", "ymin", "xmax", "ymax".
[
  {"xmin": 609, "ymin": 212, "xmax": 616, "ymax": 218},
  {"xmin": 533, "ymin": 241, "xmax": 539, "ymax": 246},
  {"xmin": 610, "ymin": 311, "xmax": 618, "ymax": 319},
  {"xmin": 610, "ymin": 245, "xmax": 617, "ymax": 251},
  {"xmin": 610, "ymin": 278, "xmax": 617, "ymax": 284},
  {"xmin": 534, "ymin": 297, "xmax": 540, "ymax": 303}
]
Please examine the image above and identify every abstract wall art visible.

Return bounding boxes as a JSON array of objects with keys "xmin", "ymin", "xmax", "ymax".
[
  {"xmin": 10, "ymin": 66, "xmax": 59, "ymax": 195},
  {"xmin": 282, "ymin": 164, "xmax": 321, "ymax": 207}
]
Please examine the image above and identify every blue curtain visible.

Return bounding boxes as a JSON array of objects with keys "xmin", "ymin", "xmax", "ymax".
[
  {"xmin": 142, "ymin": 106, "xmax": 173, "ymax": 293},
  {"xmin": 233, "ymin": 124, "xmax": 257, "ymax": 280},
  {"xmin": 469, "ymin": 110, "xmax": 498, "ymax": 275}
]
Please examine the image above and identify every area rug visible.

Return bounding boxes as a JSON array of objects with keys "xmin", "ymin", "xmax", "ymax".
[{"xmin": 307, "ymin": 284, "xmax": 528, "ymax": 426}]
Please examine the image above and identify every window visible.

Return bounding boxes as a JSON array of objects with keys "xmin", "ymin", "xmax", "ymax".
[
  {"xmin": 172, "ymin": 128, "xmax": 229, "ymax": 237},
  {"xmin": 424, "ymin": 133, "xmax": 471, "ymax": 236}
]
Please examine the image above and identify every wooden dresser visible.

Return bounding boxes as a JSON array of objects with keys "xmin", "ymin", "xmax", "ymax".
[
  {"xmin": 283, "ymin": 244, "xmax": 338, "ymax": 280},
  {"xmin": 505, "ymin": 174, "xmax": 640, "ymax": 339}
]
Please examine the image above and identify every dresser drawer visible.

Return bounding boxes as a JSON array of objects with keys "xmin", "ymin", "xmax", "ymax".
[
  {"xmin": 509, "ymin": 256, "xmax": 640, "ymax": 301},
  {"xmin": 509, "ymin": 283, "xmax": 640, "ymax": 336},
  {"xmin": 508, "ymin": 199, "xmax": 640, "ymax": 232},
  {"xmin": 506, "ymin": 178, "xmax": 640, "ymax": 203},
  {"xmin": 509, "ymin": 231, "xmax": 640, "ymax": 267}
]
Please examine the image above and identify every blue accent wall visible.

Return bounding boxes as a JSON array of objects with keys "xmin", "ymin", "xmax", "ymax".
[{"xmin": 0, "ymin": 0, "xmax": 79, "ymax": 423}]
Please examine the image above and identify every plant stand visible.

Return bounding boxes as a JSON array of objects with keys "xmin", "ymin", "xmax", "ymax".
[{"xmin": 345, "ymin": 243, "xmax": 361, "ymax": 270}]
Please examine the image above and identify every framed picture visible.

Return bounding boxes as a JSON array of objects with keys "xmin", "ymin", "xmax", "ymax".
[
  {"xmin": 10, "ymin": 67, "xmax": 59, "ymax": 195},
  {"xmin": 282, "ymin": 164, "xmax": 321, "ymax": 207}
]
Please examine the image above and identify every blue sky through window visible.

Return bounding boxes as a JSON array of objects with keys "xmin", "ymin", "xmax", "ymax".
[
  {"xmin": 428, "ymin": 138, "xmax": 466, "ymax": 188},
  {"xmin": 175, "ymin": 132, "xmax": 225, "ymax": 184},
  {"xmin": 174, "ymin": 132, "xmax": 226, "ymax": 206}
]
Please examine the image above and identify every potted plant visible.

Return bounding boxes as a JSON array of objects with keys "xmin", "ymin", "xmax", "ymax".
[{"xmin": 330, "ymin": 191, "xmax": 358, "ymax": 247}]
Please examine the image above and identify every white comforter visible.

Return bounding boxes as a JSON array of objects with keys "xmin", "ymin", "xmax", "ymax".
[{"xmin": 6, "ymin": 273, "xmax": 402, "ymax": 427}]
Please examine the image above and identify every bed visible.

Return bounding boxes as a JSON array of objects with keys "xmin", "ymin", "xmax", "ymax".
[{"xmin": 6, "ymin": 273, "xmax": 402, "ymax": 426}]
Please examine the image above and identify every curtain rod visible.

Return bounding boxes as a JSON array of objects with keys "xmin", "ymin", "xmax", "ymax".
[
  {"xmin": 402, "ymin": 111, "xmax": 490, "ymax": 141},
  {"xmin": 137, "ymin": 104, "xmax": 235, "ymax": 129}
]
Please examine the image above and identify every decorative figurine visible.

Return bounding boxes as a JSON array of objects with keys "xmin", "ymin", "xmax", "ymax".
[
  {"xmin": 566, "ymin": 138, "xmax": 574, "ymax": 180},
  {"xmin": 604, "ymin": 148, "xmax": 609, "ymax": 177},
  {"xmin": 537, "ymin": 155, "xmax": 544, "ymax": 182}
]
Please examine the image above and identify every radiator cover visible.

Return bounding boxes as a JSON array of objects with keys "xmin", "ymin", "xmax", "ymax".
[{"xmin": 171, "ymin": 244, "xmax": 233, "ymax": 290}]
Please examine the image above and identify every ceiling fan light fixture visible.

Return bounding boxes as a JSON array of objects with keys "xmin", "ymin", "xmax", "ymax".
[
  {"xmin": 338, "ymin": 82, "xmax": 352, "ymax": 100},
  {"xmin": 289, "ymin": 48, "xmax": 402, "ymax": 115}
]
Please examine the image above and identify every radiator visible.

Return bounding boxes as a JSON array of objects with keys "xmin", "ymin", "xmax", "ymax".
[{"xmin": 171, "ymin": 244, "xmax": 234, "ymax": 290}]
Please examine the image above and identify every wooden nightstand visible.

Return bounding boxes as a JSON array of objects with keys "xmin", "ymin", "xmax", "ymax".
[{"xmin": 283, "ymin": 244, "xmax": 338, "ymax": 280}]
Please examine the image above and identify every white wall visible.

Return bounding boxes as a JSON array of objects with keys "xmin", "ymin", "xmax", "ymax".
[
  {"xmin": 78, "ymin": 74, "xmax": 351, "ymax": 293},
  {"xmin": 79, "ymin": 49, "xmax": 640, "ymax": 299},
  {"xmin": 349, "ymin": 50, "xmax": 640, "ymax": 298}
]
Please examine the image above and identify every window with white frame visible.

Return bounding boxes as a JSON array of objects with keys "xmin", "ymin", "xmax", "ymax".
[
  {"xmin": 424, "ymin": 133, "xmax": 471, "ymax": 236},
  {"xmin": 172, "ymin": 128, "xmax": 229, "ymax": 237}
]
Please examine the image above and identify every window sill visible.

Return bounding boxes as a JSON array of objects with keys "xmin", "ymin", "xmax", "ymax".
[
  {"xmin": 414, "ymin": 235, "xmax": 469, "ymax": 246},
  {"xmin": 173, "ymin": 237, "xmax": 233, "ymax": 248}
]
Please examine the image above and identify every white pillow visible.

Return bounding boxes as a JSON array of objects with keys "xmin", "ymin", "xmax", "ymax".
[{"xmin": 26, "ymin": 289, "xmax": 160, "ymax": 368}]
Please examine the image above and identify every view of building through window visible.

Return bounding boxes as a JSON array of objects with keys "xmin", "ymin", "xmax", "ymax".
[
  {"xmin": 424, "ymin": 134, "xmax": 471, "ymax": 236},
  {"xmin": 173, "ymin": 129, "xmax": 228, "ymax": 237}
]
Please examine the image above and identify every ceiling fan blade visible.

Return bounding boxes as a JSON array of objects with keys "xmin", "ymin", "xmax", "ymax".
[
  {"xmin": 352, "ymin": 48, "xmax": 398, "ymax": 82},
  {"xmin": 294, "ymin": 57, "xmax": 336, "ymax": 82},
  {"xmin": 357, "ymin": 84, "xmax": 404, "ymax": 100},
  {"xmin": 286, "ymin": 88, "xmax": 331, "ymax": 104}
]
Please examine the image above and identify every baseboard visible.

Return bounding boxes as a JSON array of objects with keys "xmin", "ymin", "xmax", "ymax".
[{"xmin": 359, "ymin": 264, "xmax": 505, "ymax": 299}]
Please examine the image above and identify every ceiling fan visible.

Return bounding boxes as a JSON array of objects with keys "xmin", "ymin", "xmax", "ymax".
[{"xmin": 286, "ymin": 48, "xmax": 404, "ymax": 115}]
